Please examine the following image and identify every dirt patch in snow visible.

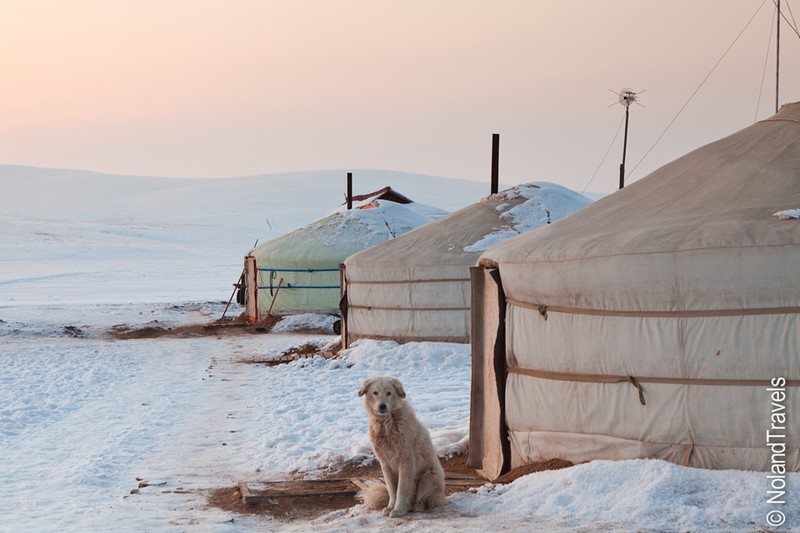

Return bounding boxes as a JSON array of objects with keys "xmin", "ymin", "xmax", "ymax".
[
  {"xmin": 106, "ymin": 317, "xmax": 254, "ymax": 339},
  {"xmin": 105, "ymin": 313, "xmax": 335, "ymax": 340},
  {"xmin": 208, "ymin": 484, "xmax": 357, "ymax": 521},
  {"xmin": 493, "ymin": 458, "xmax": 573, "ymax": 484},
  {"xmin": 207, "ymin": 454, "xmax": 572, "ymax": 522},
  {"xmin": 238, "ymin": 340, "xmax": 343, "ymax": 367}
]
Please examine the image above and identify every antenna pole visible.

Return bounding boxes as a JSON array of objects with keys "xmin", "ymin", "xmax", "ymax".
[
  {"xmin": 776, "ymin": 0, "xmax": 781, "ymax": 113},
  {"xmin": 490, "ymin": 133, "xmax": 499, "ymax": 195},
  {"xmin": 619, "ymin": 105, "xmax": 630, "ymax": 189}
]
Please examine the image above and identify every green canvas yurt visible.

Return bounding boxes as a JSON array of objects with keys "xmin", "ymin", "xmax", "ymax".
[{"xmin": 243, "ymin": 187, "xmax": 445, "ymax": 320}]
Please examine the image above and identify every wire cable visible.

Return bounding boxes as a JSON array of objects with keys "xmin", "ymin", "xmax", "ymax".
[
  {"xmin": 755, "ymin": 5, "xmax": 777, "ymax": 121},
  {"xmin": 626, "ymin": 0, "xmax": 769, "ymax": 181},
  {"xmin": 785, "ymin": 0, "xmax": 800, "ymax": 35},
  {"xmin": 581, "ymin": 113, "xmax": 625, "ymax": 194},
  {"xmin": 772, "ymin": 0, "xmax": 800, "ymax": 37}
]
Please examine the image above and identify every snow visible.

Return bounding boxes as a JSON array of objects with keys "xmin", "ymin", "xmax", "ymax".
[
  {"xmin": 330, "ymin": 191, "xmax": 447, "ymax": 222},
  {"xmin": 271, "ymin": 312, "xmax": 338, "ymax": 334},
  {"xmin": 774, "ymin": 209, "xmax": 800, "ymax": 220},
  {"xmin": 441, "ymin": 459, "xmax": 797, "ymax": 533},
  {"xmin": 312, "ymin": 199, "xmax": 446, "ymax": 245},
  {"xmin": 0, "ymin": 166, "xmax": 481, "ymax": 306},
  {"xmin": 464, "ymin": 181, "xmax": 592, "ymax": 252},
  {"xmin": 1, "ymin": 165, "xmax": 797, "ymax": 532}
]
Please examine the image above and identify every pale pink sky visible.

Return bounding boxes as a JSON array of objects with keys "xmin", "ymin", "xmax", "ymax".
[{"xmin": 1, "ymin": 0, "xmax": 798, "ymax": 192}]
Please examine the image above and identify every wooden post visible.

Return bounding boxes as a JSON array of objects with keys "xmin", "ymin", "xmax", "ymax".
[
  {"xmin": 468, "ymin": 266, "xmax": 510, "ymax": 479},
  {"xmin": 339, "ymin": 263, "xmax": 349, "ymax": 347},
  {"xmin": 490, "ymin": 134, "xmax": 499, "ymax": 195},
  {"xmin": 347, "ymin": 172, "xmax": 353, "ymax": 210},
  {"xmin": 218, "ymin": 269, "xmax": 245, "ymax": 322}
]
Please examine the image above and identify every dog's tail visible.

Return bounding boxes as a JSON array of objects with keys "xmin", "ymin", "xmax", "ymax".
[{"xmin": 355, "ymin": 479, "xmax": 389, "ymax": 510}]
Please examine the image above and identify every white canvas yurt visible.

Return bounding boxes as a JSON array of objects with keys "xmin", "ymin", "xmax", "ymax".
[
  {"xmin": 341, "ymin": 183, "xmax": 591, "ymax": 345},
  {"xmin": 242, "ymin": 187, "xmax": 445, "ymax": 321},
  {"xmin": 470, "ymin": 103, "xmax": 800, "ymax": 479}
]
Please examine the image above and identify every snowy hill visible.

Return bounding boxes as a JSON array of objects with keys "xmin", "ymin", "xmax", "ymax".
[
  {"xmin": 0, "ymin": 164, "xmax": 490, "ymax": 229},
  {"xmin": 0, "ymin": 165, "xmax": 491, "ymax": 305}
]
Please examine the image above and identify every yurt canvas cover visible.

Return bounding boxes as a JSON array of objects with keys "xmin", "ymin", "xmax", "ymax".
[
  {"xmin": 470, "ymin": 103, "xmax": 800, "ymax": 479},
  {"xmin": 244, "ymin": 188, "xmax": 444, "ymax": 319},
  {"xmin": 341, "ymin": 183, "xmax": 590, "ymax": 345}
]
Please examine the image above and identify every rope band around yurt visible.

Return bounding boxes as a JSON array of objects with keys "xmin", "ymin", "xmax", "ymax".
[
  {"xmin": 506, "ymin": 367, "xmax": 799, "ymax": 406},
  {"xmin": 506, "ymin": 298, "xmax": 800, "ymax": 319},
  {"xmin": 348, "ymin": 304, "xmax": 469, "ymax": 312},
  {"xmin": 345, "ymin": 278, "xmax": 470, "ymax": 285},
  {"xmin": 505, "ymin": 298, "xmax": 799, "ymax": 405}
]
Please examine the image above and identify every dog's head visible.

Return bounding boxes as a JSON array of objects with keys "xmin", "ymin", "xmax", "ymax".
[{"xmin": 358, "ymin": 376, "xmax": 406, "ymax": 417}]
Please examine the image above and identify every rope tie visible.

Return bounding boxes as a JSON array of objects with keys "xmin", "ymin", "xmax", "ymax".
[{"xmin": 628, "ymin": 376, "xmax": 646, "ymax": 406}]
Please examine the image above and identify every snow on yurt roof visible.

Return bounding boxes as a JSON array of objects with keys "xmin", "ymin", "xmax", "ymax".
[
  {"xmin": 464, "ymin": 182, "xmax": 593, "ymax": 252},
  {"xmin": 344, "ymin": 182, "xmax": 591, "ymax": 275},
  {"xmin": 248, "ymin": 188, "xmax": 446, "ymax": 266}
]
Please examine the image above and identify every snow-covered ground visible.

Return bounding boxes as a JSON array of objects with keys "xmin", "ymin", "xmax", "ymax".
[{"xmin": 1, "ymin": 165, "xmax": 797, "ymax": 532}]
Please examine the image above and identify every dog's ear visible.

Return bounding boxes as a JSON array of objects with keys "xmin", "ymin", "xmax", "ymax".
[
  {"xmin": 358, "ymin": 378, "xmax": 373, "ymax": 397},
  {"xmin": 390, "ymin": 377, "xmax": 406, "ymax": 398}
]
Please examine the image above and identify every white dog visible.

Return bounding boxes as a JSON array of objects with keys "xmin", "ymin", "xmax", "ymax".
[{"xmin": 357, "ymin": 376, "xmax": 446, "ymax": 517}]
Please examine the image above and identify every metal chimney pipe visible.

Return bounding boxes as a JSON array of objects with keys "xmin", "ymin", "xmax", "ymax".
[
  {"xmin": 347, "ymin": 172, "xmax": 353, "ymax": 210},
  {"xmin": 491, "ymin": 134, "xmax": 499, "ymax": 195}
]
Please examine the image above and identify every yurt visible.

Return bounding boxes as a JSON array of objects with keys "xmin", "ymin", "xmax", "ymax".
[
  {"xmin": 470, "ymin": 103, "xmax": 800, "ymax": 479},
  {"xmin": 242, "ymin": 187, "xmax": 445, "ymax": 321},
  {"xmin": 341, "ymin": 182, "xmax": 591, "ymax": 345}
]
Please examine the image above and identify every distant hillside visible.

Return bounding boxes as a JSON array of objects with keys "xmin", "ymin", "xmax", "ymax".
[{"xmin": 0, "ymin": 165, "xmax": 494, "ymax": 238}]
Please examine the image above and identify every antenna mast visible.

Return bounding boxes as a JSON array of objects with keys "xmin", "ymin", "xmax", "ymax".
[
  {"xmin": 617, "ymin": 89, "xmax": 639, "ymax": 189},
  {"xmin": 776, "ymin": 0, "xmax": 781, "ymax": 113}
]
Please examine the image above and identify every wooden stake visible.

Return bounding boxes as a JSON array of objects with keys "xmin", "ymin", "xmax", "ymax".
[
  {"xmin": 219, "ymin": 269, "xmax": 245, "ymax": 323},
  {"xmin": 255, "ymin": 277, "xmax": 283, "ymax": 331},
  {"xmin": 219, "ymin": 239, "xmax": 259, "ymax": 323}
]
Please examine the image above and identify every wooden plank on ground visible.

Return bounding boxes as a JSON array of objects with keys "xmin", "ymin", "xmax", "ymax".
[
  {"xmin": 240, "ymin": 474, "xmax": 485, "ymax": 505},
  {"xmin": 239, "ymin": 479, "xmax": 357, "ymax": 505},
  {"xmin": 445, "ymin": 478, "xmax": 486, "ymax": 489}
]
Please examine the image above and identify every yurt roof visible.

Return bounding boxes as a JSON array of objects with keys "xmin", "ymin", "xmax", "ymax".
[
  {"xmin": 344, "ymin": 182, "xmax": 591, "ymax": 274},
  {"xmin": 480, "ymin": 102, "xmax": 800, "ymax": 312},
  {"xmin": 247, "ymin": 188, "xmax": 445, "ymax": 266}
]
